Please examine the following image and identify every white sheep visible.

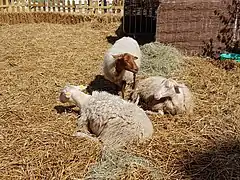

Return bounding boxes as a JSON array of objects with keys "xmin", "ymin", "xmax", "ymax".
[
  {"xmin": 59, "ymin": 84, "xmax": 153, "ymax": 149},
  {"xmin": 103, "ymin": 36, "xmax": 142, "ymax": 99},
  {"xmin": 131, "ymin": 76, "xmax": 194, "ymax": 115}
]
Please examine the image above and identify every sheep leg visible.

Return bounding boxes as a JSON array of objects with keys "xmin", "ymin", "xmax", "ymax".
[
  {"xmin": 73, "ymin": 131, "xmax": 99, "ymax": 142},
  {"xmin": 74, "ymin": 114, "xmax": 100, "ymax": 142},
  {"xmin": 132, "ymin": 73, "xmax": 136, "ymax": 89},
  {"xmin": 145, "ymin": 110, "xmax": 164, "ymax": 115},
  {"xmin": 121, "ymin": 80, "xmax": 126, "ymax": 99},
  {"xmin": 157, "ymin": 110, "xmax": 165, "ymax": 115},
  {"xmin": 134, "ymin": 94, "xmax": 140, "ymax": 105},
  {"xmin": 130, "ymin": 93, "xmax": 140, "ymax": 105}
]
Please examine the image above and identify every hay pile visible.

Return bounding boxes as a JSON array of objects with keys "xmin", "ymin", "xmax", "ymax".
[
  {"xmin": 0, "ymin": 19, "xmax": 240, "ymax": 180},
  {"xmin": 85, "ymin": 149, "xmax": 162, "ymax": 180},
  {"xmin": 140, "ymin": 42, "xmax": 184, "ymax": 77}
]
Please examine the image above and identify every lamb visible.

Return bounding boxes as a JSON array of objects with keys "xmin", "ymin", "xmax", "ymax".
[
  {"xmin": 59, "ymin": 84, "xmax": 153, "ymax": 149},
  {"xmin": 103, "ymin": 36, "xmax": 142, "ymax": 99},
  {"xmin": 131, "ymin": 76, "xmax": 194, "ymax": 115}
]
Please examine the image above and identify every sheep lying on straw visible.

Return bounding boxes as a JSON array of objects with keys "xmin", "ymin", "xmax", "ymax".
[
  {"xmin": 131, "ymin": 76, "xmax": 194, "ymax": 115},
  {"xmin": 103, "ymin": 36, "xmax": 142, "ymax": 99},
  {"xmin": 59, "ymin": 84, "xmax": 153, "ymax": 149}
]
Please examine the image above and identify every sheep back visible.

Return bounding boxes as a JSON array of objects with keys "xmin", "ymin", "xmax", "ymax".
[
  {"xmin": 79, "ymin": 91, "xmax": 153, "ymax": 148},
  {"xmin": 103, "ymin": 37, "xmax": 142, "ymax": 85},
  {"xmin": 132, "ymin": 76, "xmax": 194, "ymax": 115},
  {"xmin": 133, "ymin": 76, "xmax": 167, "ymax": 100}
]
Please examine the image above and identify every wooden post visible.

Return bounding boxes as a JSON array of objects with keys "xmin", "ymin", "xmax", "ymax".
[
  {"xmin": 52, "ymin": 0, "xmax": 56, "ymax": 12},
  {"xmin": 43, "ymin": 0, "xmax": 45, "ymax": 12},
  {"xmin": 28, "ymin": 0, "xmax": 31, "ymax": 12},
  {"xmin": 57, "ymin": 0, "xmax": 60, "ymax": 12},
  {"xmin": 63, "ymin": 0, "xmax": 65, "ymax": 12},
  {"xmin": 48, "ymin": 0, "xmax": 51, "ymax": 12},
  {"xmin": 67, "ymin": 0, "xmax": 70, "ymax": 12},
  {"xmin": 0, "ymin": 0, "xmax": 3, "ymax": 12},
  {"xmin": 88, "ymin": 0, "xmax": 91, "ymax": 13},
  {"xmin": 10, "ymin": 0, "xmax": 14, "ymax": 12},
  {"xmin": 16, "ymin": 0, "xmax": 20, "ymax": 12},
  {"xmin": 72, "ymin": 0, "xmax": 75, "ymax": 12},
  {"xmin": 37, "ymin": 0, "xmax": 41, "ymax": 11},
  {"xmin": 33, "ymin": 0, "xmax": 36, "ymax": 11}
]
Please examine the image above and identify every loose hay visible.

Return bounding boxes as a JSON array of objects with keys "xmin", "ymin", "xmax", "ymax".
[
  {"xmin": 85, "ymin": 149, "xmax": 162, "ymax": 180},
  {"xmin": 140, "ymin": 42, "xmax": 184, "ymax": 77},
  {"xmin": 0, "ymin": 19, "xmax": 240, "ymax": 180},
  {"xmin": 0, "ymin": 22, "xmax": 117, "ymax": 179}
]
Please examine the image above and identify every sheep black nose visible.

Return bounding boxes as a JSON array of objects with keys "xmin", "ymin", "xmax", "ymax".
[{"xmin": 132, "ymin": 68, "xmax": 138, "ymax": 73}]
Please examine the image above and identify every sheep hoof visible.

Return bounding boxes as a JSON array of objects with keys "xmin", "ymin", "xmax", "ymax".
[
  {"xmin": 158, "ymin": 110, "xmax": 165, "ymax": 115},
  {"xmin": 73, "ymin": 132, "xmax": 99, "ymax": 142},
  {"xmin": 121, "ymin": 91, "xmax": 125, "ymax": 99},
  {"xmin": 145, "ymin": 110, "xmax": 164, "ymax": 115}
]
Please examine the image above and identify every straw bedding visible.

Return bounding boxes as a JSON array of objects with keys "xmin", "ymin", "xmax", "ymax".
[{"xmin": 0, "ymin": 18, "xmax": 240, "ymax": 180}]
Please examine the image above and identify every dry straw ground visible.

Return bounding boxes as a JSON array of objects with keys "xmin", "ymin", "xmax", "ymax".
[{"xmin": 0, "ymin": 13, "xmax": 240, "ymax": 180}]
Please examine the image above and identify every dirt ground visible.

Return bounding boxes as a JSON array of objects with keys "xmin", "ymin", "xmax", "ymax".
[{"xmin": 0, "ymin": 21, "xmax": 240, "ymax": 179}]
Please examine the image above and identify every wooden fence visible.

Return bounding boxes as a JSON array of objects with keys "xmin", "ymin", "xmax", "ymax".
[{"xmin": 0, "ymin": 0, "xmax": 123, "ymax": 14}]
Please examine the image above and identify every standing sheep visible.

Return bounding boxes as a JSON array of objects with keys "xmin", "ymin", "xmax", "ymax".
[
  {"xmin": 131, "ymin": 76, "xmax": 194, "ymax": 115},
  {"xmin": 59, "ymin": 84, "xmax": 153, "ymax": 149},
  {"xmin": 103, "ymin": 36, "xmax": 142, "ymax": 99}
]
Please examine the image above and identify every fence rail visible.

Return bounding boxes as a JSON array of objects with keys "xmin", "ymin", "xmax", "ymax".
[{"xmin": 0, "ymin": 0, "xmax": 124, "ymax": 14}]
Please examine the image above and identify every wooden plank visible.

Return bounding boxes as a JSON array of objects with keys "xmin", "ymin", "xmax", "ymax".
[
  {"xmin": 16, "ymin": 0, "xmax": 21, "ymax": 12},
  {"xmin": 33, "ymin": 0, "xmax": 37, "ymax": 11},
  {"xmin": 6, "ymin": 0, "xmax": 9, "ymax": 12},
  {"xmin": 0, "ymin": 0, "xmax": 3, "ymax": 12},
  {"xmin": 88, "ymin": 0, "xmax": 92, "ymax": 13},
  {"xmin": 52, "ymin": 0, "xmax": 55, "ymax": 11},
  {"xmin": 85, "ymin": 0, "xmax": 88, "ymax": 13},
  {"xmin": 48, "ymin": 0, "xmax": 51, "ymax": 12},
  {"xmin": 72, "ymin": 0, "xmax": 75, "ymax": 12},
  {"xmin": 0, "ymin": 5, "xmax": 9, "ymax": 7},
  {"xmin": 10, "ymin": 0, "xmax": 15, "ymax": 12},
  {"xmin": 97, "ymin": 0, "xmax": 101, "ymax": 14},
  {"xmin": 37, "ymin": 2, "xmax": 41, "ymax": 11},
  {"xmin": 67, "ymin": 0, "xmax": 70, "ymax": 12},
  {"xmin": 57, "ymin": 0, "xmax": 60, "ymax": 12},
  {"xmin": 63, "ymin": 0, "xmax": 65, "ymax": 12},
  {"xmin": 43, "ymin": 0, "xmax": 46, "ymax": 11},
  {"xmin": 21, "ymin": 0, "xmax": 25, "ymax": 12},
  {"xmin": 28, "ymin": 0, "xmax": 31, "ymax": 12},
  {"xmin": 77, "ymin": 5, "xmax": 122, "ymax": 10}
]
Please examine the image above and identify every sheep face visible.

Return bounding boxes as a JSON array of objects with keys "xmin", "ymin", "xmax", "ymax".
[
  {"xmin": 113, "ymin": 53, "xmax": 139, "ymax": 74},
  {"xmin": 59, "ymin": 85, "xmax": 87, "ymax": 103},
  {"xmin": 154, "ymin": 79, "xmax": 181, "ymax": 100}
]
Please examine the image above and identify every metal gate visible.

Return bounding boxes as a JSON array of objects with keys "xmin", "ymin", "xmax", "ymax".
[{"xmin": 123, "ymin": 0, "xmax": 160, "ymax": 36}]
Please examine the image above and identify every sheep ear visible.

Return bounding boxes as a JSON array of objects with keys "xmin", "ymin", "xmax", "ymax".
[
  {"xmin": 166, "ymin": 78, "xmax": 176, "ymax": 88},
  {"xmin": 79, "ymin": 85, "xmax": 87, "ymax": 91},
  {"xmin": 165, "ymin": 79, "xmax": 172, "ymax": 87},
  {"xmin": 65, "ymin": 83, "xmax": 70, "ymax": 88},
  {"xmin": 65, "ymin": 91, "xmax": 72, "ymax": 98},
  {"xmin": 154, "ymin": 90, "xmax": 162, "ymax": 100},
  {"xmin": 133, "ymin": 56, "xmax": 138, "ymax": 60},
  {"xmin": 112, "ymin": 54, "xmax": 122, "ymax": 59},
  {"xmin": 174, "ymin": 85, "xmax": 181, "ymax": 94}
]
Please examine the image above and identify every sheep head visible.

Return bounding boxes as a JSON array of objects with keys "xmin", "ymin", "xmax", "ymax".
[
  {"xmin": 154, "ymin": 78, "xmax": 181, "ymax": 100},
  {"xmin": 59, "ymin": 84, "xmax": 88, "ymax": 106},
  {"xmin": 113, "ymin": 53, "xmax": 139, "ymax": 74}
]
